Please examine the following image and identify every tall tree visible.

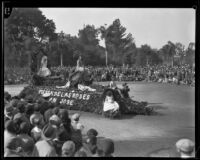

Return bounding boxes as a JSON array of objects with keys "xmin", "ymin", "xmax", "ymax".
[
  {"xmin": 99, "ymin": 19, "xmax": 136, "ymax": 65},
  {"xmin": 4, "ymin": 8, "xmax": 56, "ymax": 67}
]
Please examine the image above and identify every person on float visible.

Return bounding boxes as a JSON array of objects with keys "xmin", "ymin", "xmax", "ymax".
[
  {"xmin": 103, "ymin": 90, "xmax": 121, "ymax": 119},
  {"xmin": 37, "ymin": 49, "xmax": 51, "ymax": 78},
  {"xmin": 56, "ymin": 56, "xmax": 95, "ymax": 91}
]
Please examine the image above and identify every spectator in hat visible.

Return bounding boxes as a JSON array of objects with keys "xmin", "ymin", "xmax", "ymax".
[
  {"xmin": 49, "ymin": 114, "xmax": 61, "ymax": 128},
  {"xmin": 4, "ymin": 137, "xmax": 25, "ymax": 157},
  {"xmin": 33, "ymin": 123, "xmax": 57, "ymax": 157},
  {"xmin": 98, "ymin": 138, "xmax": 115, "ymax": 157},
  {"xmin": 4, "ymin": 91, "xmax": 12, "ymax": 102},
  {"xmin": 61, "ymin": 141, "xmax": 76, "ymax": 157},
  {"xmin": 4, "ymin": 120, "xmax": 19, "ymax": 150},
  {"xmin": 120, "ymin": 83, "xmax": 130, "ymax": 98},
  {"xmin": 44, "ymin": 108, "xmax": 53, "ymax": 123},
  {"xmin": 17, "ymin": 122, "xmax": 36, "ymax": 157},
  {"xmin": 87, "ymin": 128, "xmax": 98, "ymax": 138},
  {"xmin": 4, "ymin": 104, "xmax": 14, "ymax": 121},
  {"xmin": 39, "ymin": 101, "xmax": 50, "ymax": 115},
  {"xmin": 79, "ymin": 135, "xmax": 97, "ymax": 157},
  {"xmin": 71, "ymin": 113, "xmax": 84, "ymax": 132},
  {"xmin": 30, "ymin": 115, "xmax": 43, "ymax": 142},
  {"xmin": 58, "ymin": 109, "xmax": 71, "ymax": 134},
  {"xmin": 53, "ymin": 127, "xmax": 71, "ymax": 156},
  {"xmin": 175, "ymin": 138, "xmax": 195, "ymax": 158}
]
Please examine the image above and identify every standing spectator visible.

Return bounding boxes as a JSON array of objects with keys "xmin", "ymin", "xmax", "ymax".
[
  {"xmin": 17, "ymin": 122, "xmax": 36, "ymax": 157},
  {"xmin": 33, "ymin": 124, "xmax": 57, "ymax": 157},
  {"xmin": 71, "ymin": 113, "xmax": 84, "ymax": 133}
]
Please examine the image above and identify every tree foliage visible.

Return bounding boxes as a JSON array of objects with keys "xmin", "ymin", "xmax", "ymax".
[{"xmin": 4, "ymin": 9, "xmax": 195, "ymax": 68}]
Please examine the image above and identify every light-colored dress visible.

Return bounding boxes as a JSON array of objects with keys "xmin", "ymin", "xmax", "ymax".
[{"xmin": 37, "ymin": 56, "xmax": 51, "ymax": 77}]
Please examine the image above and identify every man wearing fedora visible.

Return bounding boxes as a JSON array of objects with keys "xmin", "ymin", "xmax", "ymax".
[
  {"xmin": 175, "ymin": 138, "xmax": 195, "ymax": 158},
  {"xmin": 33, "ymin": 123, "xmax": 58, "ymax": 157}
]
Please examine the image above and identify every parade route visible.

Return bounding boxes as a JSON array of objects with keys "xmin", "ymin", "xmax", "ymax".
[{"xmin": 4, "ymin": 82, "xmax": 195, "ymax": 157}]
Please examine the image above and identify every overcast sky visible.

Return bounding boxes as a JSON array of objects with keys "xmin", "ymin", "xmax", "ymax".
[{"xmin": 39, "ymin": 8, "xmax": 195, "ymax": 49}]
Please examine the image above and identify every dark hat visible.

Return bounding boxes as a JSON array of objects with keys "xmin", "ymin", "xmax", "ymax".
[
  {"xmin": 5, "ymin": 120, "xmax": 18, "ymax": 134},
  {"xmin": 17, "ymin": 101, "xmax": 26, "ymax": 113},
  {"xmin": 99, "ymin": 138, "xmax": 114, "ymax": 155},
  {"xmin": 55, "ymin": 128, "xmax": 70, "ymax": 142},
  {"xmin": 19, "ymin": 122, "xmax": 30, "ymax": 134},
  {"xmin": 44, "ymin": 108, "xmax": 53, "ymax": 123},
  {"xmin": 52, "ymin": 107, "xmax": 60, "ymax": 115},
  {"xmin": 6, "ymin": 137, "xmax": 24, "ymax": 150},
  {"xmin": 10, "ymin": 99, "xmax": 19, "ymax": 108},
  {"xmin": 87, "ymin": 135, "xmax": 97, "ymax": 145},
  {"xmin": 58, "ymin": 109, "xmax": 69, "ymax": 122},
  {"xmin": 25, "ymin": 95, "xmax": 34, "ymax": 103},
  {"xmin": 87, "ymin": 129, "xmax": 98, "ymax": 137},
  {"xmin": 4, "ymin": 104, "xmax": 14, "ymax": 115},
  {"xmin": 41, "ymin": 123, "xmax": 57, "ymax": 141}
]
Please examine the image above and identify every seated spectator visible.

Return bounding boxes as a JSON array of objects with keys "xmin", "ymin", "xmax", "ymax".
[
  {"xmin": 61, "ymin": 141, "xmax": 76, "ymax": 157},
  {"xmin": 33, "ymin": 123, "xmax": 58, "ymax": 157},
  {"xmin": 87, "ymin": 128, "xmax": 98, "ymax": 138},
  {"xmin": 44, "ymin": 108, "xmax": 53, "ymax": 123},
  {"xmin": 103, "ymin": 90, "xmax": 121, "ymax": 119},
  {"xmin": 175, "ymin": 139, "xmax": 195, "ymax": 158}
]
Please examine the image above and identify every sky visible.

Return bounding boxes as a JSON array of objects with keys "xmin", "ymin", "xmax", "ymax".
[{"xmin": 39, "ymin": 8, "xmax": 195, "ymax": 49}]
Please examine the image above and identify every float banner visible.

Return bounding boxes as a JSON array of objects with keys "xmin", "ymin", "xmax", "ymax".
[{"xmin": 36, "ymin": 87, "xmax": 103, "ymax": 112}]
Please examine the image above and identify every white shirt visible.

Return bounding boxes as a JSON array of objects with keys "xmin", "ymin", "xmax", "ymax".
[{"xmin": 103, "ymin": 99, "xmax": 119, "ymax": 112}]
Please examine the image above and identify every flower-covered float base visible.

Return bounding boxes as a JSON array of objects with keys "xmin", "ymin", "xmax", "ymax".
[{"xmin": 19, "ymin": 84, "xmax": 153, "ymax": 116}]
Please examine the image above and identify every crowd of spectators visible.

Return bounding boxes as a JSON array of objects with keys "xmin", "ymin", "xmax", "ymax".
[
  {"xmin": 4, "ymin": 64, "xmax": 195, "ymax": 86},
  {"xmin": 4, "ymin": 91, "xmax": 115, "ymax": 157}
]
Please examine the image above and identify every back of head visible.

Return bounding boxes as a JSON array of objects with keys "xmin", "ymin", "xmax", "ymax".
[
  {"xmin": 62, "ymin": 140, "xmax": 76, "ymax": 157},
  {"xmin": 5, "ymin": 120, "xmax": 17, "ymax": 135},
  {"xmin": 176, "ymin": 138, "xmax": 195, "ymax": 156},
  {"xmin": 19, "ymin": 122, "xmax": 30, "ymax": 134},
  {"xmin": 17, "ymin": 101, "xmax": 26, "ymax": 113},
  {"xmin": 87, "ymin": 129, "xmax": 98, "ymax": 137},
  {"xmin": 99, "ymin": 138, "xmax": 114, "ymax": 156}
]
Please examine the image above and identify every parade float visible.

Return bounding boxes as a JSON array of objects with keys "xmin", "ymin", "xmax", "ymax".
[{"xmin": 18, "ymin": 51, "xmax": 153, "ymax": 117}]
